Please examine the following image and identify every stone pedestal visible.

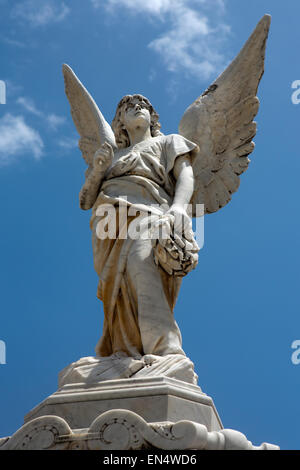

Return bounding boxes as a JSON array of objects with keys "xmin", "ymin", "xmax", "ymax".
[
  {"xmin": 0, "ymin": 356, "xmax": 279, "ymax": 450},
  {"xmin": 24, "ymin": 376, "xmax": 222, "ymax": 432}
]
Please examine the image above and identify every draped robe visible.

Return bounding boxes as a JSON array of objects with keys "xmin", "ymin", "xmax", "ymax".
[{"xmin": 90, "ymin": 134, "xmax": 198, "ymax": 358}]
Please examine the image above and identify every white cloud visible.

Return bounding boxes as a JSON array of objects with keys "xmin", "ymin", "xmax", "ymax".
[
  {"xmin": 92, "ymin": 0, "xmax": 230, "ymax": 79},
  {"xmin": 11, "ymin": 0, "xmax": 70, "ymax": 27},
  {"xmin": 17, "ymin": 97, "xmax": 42, "ymax": 116},
  {"xmin": 0, "ymin": 36, "xmax": 25, "ymax": 48},
  {"xmin": 17, "ymin": 96, "xmax": 66, "ymax": 131},
  {"xmin": 96, "ymin": 0, "xmax": 173, "ymax": 15},
  {"xmin": 46, "ymin": 114, "xmax": 66, "ymax": 131},
  {"xmin": 58, "ymin": 136, "xmax": 78, "ymax": 151},
  {"xmin": 0, "ymin": 114, "xmax": 44, "ymax": 165}
]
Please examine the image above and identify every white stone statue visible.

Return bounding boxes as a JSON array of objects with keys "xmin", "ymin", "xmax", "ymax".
[
  {"xmin": 62, "ymin": 15, "xmax": 271, "ymax": 384},
  {"xmin": 1, "ymin": 15, "xmax": 279, "ymax": 452}
]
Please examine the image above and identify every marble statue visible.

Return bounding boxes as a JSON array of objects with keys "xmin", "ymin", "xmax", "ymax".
[
  {"xmin": 1, "ymin": 15, "xmax": 278, "ymax": 452},
  {"xmin": 61, "ymin": 15, "xmax": 271, "ymax": 384}
]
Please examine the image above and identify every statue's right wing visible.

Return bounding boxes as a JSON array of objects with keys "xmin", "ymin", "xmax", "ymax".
[
  {"xmin": 179, "ymin": 15, "xmax": 271, "ymax": 216},
  {"xmin": 62, "ymin": 64, "xmax": 117, "ymax": 175}
]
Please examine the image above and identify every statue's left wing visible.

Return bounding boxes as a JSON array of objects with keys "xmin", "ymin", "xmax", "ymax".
[
  {"xmin": 179, "ymin": 15, "xmax": 271, "ymax": 216},
  {"xmin": 62, "ymin": 64, "xmax": 116, "ymax": 176}
]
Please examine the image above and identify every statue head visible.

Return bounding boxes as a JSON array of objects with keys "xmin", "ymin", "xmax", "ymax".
[{"xmin": 112, "ymin": 94, "xmax": 162, "ymax": 148}]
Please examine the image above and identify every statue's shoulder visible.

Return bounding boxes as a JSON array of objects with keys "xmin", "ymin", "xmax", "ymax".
[
  {"xmin": 153, "ymin": 133, "xmax": 188, "ymax": 148},
  {"xmin": 163, "ymin": 133, "xmax": 197, "ymax": 150}
]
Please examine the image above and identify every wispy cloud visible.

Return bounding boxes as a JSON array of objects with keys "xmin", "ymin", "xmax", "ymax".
[
  {"xmin": 0, "ymin": 36, "xmax": 25, "ymax": 48},
  {"xmin": 92, "ymin": 0, "xmax": 230, "ymax": 79},
  {"xmin": 94, "ymin": 0, "xmax": 173, "ymax": 15},
  {"xmin": 17, "ymin": 97, "xmax": 42, "ymax": 116},
  {"xmin": 58, "ymin": 136, "xmax": 78, "ymax": 151},
  {"xmin": 17, "ymin": 96, "xmax": 66, "ymax": 131},
  {"xmin": 11, "ymin": 0, "xmax": 70, "ymax": 27},
  {"xmin": 0, "ymin": 114, "xmax": 44, "ymax": 165},
  {"xmin": 47, "ymin": 114, "xmax": 66, "ymax": 131}
]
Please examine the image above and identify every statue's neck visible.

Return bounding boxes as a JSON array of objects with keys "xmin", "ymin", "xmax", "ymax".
[{"xmin": 127, "ymin": 127, "xmax": 152, "ymax": 146}]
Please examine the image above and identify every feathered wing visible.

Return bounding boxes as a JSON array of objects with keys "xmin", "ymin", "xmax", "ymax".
[
  {"xmin": 62, "ymin": 64, "xmax": 116, "ymax": 176},
  {"xmin": 179, "ymin": 15, "xmax": 271, "ymax": 216}
]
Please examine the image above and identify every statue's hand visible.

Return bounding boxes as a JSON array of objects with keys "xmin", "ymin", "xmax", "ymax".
[
  {"xmin": 167, "ymin": 204, "xmax": 193, "ymax": 238},
  {"xmin": 93, "ymin": 142, "xmax": 114, "ymax": 172},
  {"xmin": 152, "ymin": 206, "xmax": 199, "ymax": 277}
]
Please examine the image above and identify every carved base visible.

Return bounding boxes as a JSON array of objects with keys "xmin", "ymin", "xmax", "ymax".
[
  {"xmin": 0, "ymin": 357, "xmax": 279, "ymax": 450},
  {"xmin": 24, "ymin": 376, "xmax": 222, "ymax": 431},
  {"xmin": 0, "ymin": 409, "xmax": 279, "ymax": 450}
]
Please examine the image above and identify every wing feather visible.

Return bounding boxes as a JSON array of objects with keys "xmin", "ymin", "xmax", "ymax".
[
  {"xmin": 62, "ymin": 64, "xmax": 116, "ymax": 169},
  {"xmin": 179, "ymin": 15, "xmax": 271, "ymax": 215}
]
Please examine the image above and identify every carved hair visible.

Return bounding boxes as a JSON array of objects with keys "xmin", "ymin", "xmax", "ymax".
[{"xmin": 112, "ymin": 94, "xmax": 163, "ymax": 148}]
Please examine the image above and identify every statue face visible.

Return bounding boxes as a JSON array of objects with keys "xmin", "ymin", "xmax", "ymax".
[{"xmin": 122, "ymin": 97, "xmax": 151, "ymax": 131}]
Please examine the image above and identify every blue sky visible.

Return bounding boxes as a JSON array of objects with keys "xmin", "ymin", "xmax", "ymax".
[{"xmin": 0, "ymin": 0, "xmax": 299, "ymax": 450}]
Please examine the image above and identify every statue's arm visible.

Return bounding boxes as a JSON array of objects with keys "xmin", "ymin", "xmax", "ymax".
[
  {"xmin": 79, "ymin": 143, "xmax": 114, "ymax": 210},
  {"xmin": 171, "ymin": 154, "xmax": 194, "ymax": 209},
  {"xmin": 166, "ymin": 153, "xmax": 194, "ymax": 232}
]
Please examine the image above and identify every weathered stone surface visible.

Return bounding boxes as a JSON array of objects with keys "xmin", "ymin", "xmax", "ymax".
[
  {"xmin": 24, "ymin": 376, "xmax": 220, "ymax": 431},
  {"xmin": 0, "ymin": 409, "xmax": 279, "ymax": 451},
  {"xmin": 61, "ymin": 15, "xmax": 271, "ymax": 360},
  {"xmin": 58, "ymin": 353, "xmax": 198, "ymax": 387},
  {"xmin": 0, "ymin": 16, "xmax": 276, "ymax": 453}
]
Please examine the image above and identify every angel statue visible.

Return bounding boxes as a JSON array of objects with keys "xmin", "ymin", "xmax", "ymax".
[{"xmin": 62, "ymin": 15, "xmax": 270, "ymax": 385}]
